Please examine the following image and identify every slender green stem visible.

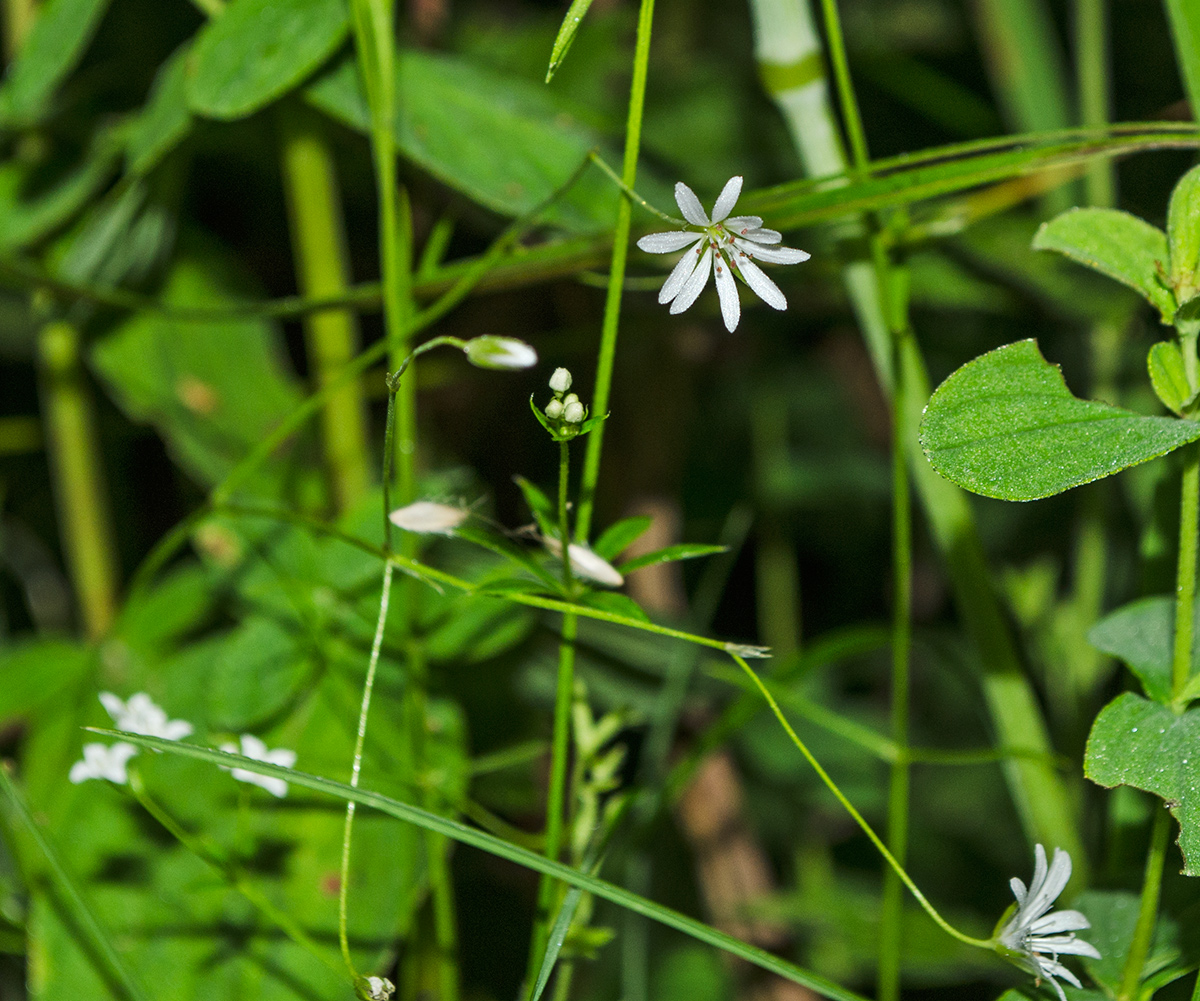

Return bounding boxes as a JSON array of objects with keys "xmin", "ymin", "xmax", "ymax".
[
  {"xmin": 816, "ymin": 0, "xmax": 869, "ymax": 172},
  {"xmin": 574, "ymin": 0, "xmax": 655, "ymax": 543},
  {"xmin": 1118, "ymin": 807, "xmax": 1170, "ymax": 1001},
  {"xmin": 1173, "ymin": 446, "xmax": 1199, "ymax": 701},
  {"xmin": 558, "ymin": 442, "xmax": 574, "ymax": 592},
  {"xmin": 2, "ymin": 0, "xmax": 37, "ymax": 61},
  {"xmin": 728, "ymin": 654, "xmax": 991, "ymax": 949},
  {"xmin": 527, "ymin": 613, "xmax": 579, "ymax": 996},
  {"xmin": 278, "ymin": 105, "xmax": 371, "ymax": 514},
  {"xmin": 37, "ymin": 320, "xmax": 119, "ymax": 639},
  {"xmin": 878, "ymin": 319, "xmax": 913, "ymax": 1001},
  {"xmin": 0, "ymin": 762, "xmax": 151, "ymax": 1001}
]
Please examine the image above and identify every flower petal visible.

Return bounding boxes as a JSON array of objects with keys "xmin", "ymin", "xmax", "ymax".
[
  {"xmin": 637, "ymin": 231, "xmax": 704, "ymax": 253},
  {"xmin": 711, "ymin": 176, "xmax": 743, "ymax": 223},
  {"xmin": 1010, "ymin": 876, "xmax": 1029, "ymax": 907},
  {"xmin": 1031, "ymin": 910, "xmax": 1091, "ymax": 935},
  {"xmin": 724, "ymin": 215, "xmax": 764, "ymax": 233},
  {"xmin": 1034, "ymin": 935, "xmax": 1102, "ymax": 959},
  {"xmin": 674, "ymin": 182, "xmax": 710, "ymax": 226},
  {"xmin": 735, "ymin": 238, "xmax": 811, "ymax": 264},
  {"xmin": 713, "ymin": 251, "xmax": 741, "ymax": 331},
  {"xmin": 735, "ymin": 254, "xmax": 787, "ymax": 310},
  {"xmin": 1025, "ymin": 847, "xmax": 1072, "ymax": 924},
  {"xmin": 659, "ymin": 245, "xmax": 704, "ymax": 304},
  {"xmin": 739, "ymin": 227, "xmax": 783, "ymax": 245},
  {"xmin": 670, "ymin": 246, "xmax": 713, "ymax": 314}
]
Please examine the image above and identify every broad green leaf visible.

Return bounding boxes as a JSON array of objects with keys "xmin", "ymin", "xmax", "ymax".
[
  {"xmin": 593, "ymin": 515, "xmax": 652, "ymax": 560},
  {"xmin": 126, "ymin": 43, "xmax": 192, "ymax": 175},
  {"xmin": 0, "ymin": 0, "xmax": 111, "ymax": 126},
  {"xmin": 1074, "ymin": 891, "xmax": 1194, "ymax": 995},
  {"xmin": 90, "ymin": 237, "xmax": 305, "ymax": 489},
  {"xmin": 1086, "ymin": 596, "xmax": 1200, "ymax": 704},
  {"xmin": 188, "ymin": 0, "xmax": 349, "ymax": 120},
  {"xmin": 919, "ymin": 339, "xmax": 1200, "ymax": 500},
  {"xmin": 206, "ymin": 616, "xmax": 312, "ymax": 729},
  {"xmin": 515, "ymin": 474, "xmax": 558, "ymax": 538},
  {"xmin": 113, "ymin": 731, "xmax": 873, "ymax": 1001},
  {"xmin": 545, "ymin": 0, "xmax": 596, "ymax": 82},
  {"xmin": 1168, "ymin": 164, "xmax": 1200, "ymax": 302},
  {"xmin": 0, "ymin": 640, "xmax": 93, "ymax": 723},
  {"xmin": 1148, "ymin": 341, "xmax": 1194, "ymax": 415},
  {"xmin": 306, "ymin": 51, "xmax": 658, "ymax": 233},
  {"xmin": 618, "ymin": 543, "xmax": 727, "ymax": 575},
  {"xmin": 1032, "ymin": 207, "xmax": 1176, "ymax": 322},
  {"xmin": 423, "ymin": 593, "xmax": 538, "ymax": 663},
  {"xmin": 0, "ymin": 137, "xmax": 118, "ymax": 253},
  {"xmin": 1084, "ymin": 692, "xmax": 1200, "ymax": 875}
]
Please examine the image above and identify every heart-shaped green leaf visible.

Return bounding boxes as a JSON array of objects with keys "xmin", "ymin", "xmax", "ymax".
[
  {"xmin": 1084, "ymin": 692, "xmax": 1200, "ymax": 875},
  {"xmin": 1033, "ymin": 207, "xmax": 1176, "ymax": 322},
  {"xmin": 920, "ymin": 339, "xmax": 1200, "ymax": 500},
  {"xmin": 1086, "ymin": 595, "xmax": 1200, "ymax": 704}
]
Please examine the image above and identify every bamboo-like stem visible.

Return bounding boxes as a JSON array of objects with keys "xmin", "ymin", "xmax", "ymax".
[
  {"xmin": 37, "ymin": 320, "xmax": 119, "ymax": 638},
  {"xmin": 748, "ymin": 0, "xmax": 1086, "ymax": 879},
  {"xmin": 278, "ymin": 106, "xmax": 371, "ymax": 514},
  {"xmin": 573, "ymin": 0, "xmax": 655, "ymax": 543},
  {"xmin": 1117, "ymin": 807, "xmax": 1170, "ymax": 1001},
  {"xmin": 1077, "ymin": 0, "xmax": 1115, "ymax": 207}
]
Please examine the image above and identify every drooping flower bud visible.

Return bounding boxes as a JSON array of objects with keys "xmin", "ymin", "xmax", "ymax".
[
  {"xmin": 463, "ymin": 336, "xmax": 538, "ymax": 370},
  {"xmin": 389, "ymin": 500, "xmax": 468, "ymax": 535},
  {"xmin": 549, "ymin": 367, "xmax": 573, "ymax": 394}
]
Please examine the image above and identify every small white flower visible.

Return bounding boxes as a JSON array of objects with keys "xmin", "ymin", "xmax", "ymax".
[
  {"xmin": 543, "ymin": 538, "xmax": 624, "ymax": 588},
  {"xmin": 996, "ymin": 845, "xmax": 1100, "ymax": 1001},
  {"xmin": 462, "ymin": 335, "xmax": 538, "ymax": 371},
  {"xmin": 389, "ymin": 500, "xmax": 468, "ymax": 536},
  {"xmin": 69, "ymin": 742, "xmax": 138, "ymax": 785},
  {"xmin": 549, "ymin": 367, "xmax": 572, "ymax": 393},
  {"xmin": 220, "ymin": 734, "xmax": 297, "ymax": 798},
  {"xmin": 637, "ymin": 176, "xmax": 810, "ymax": 332},
  {"xmin": 99, "ymin": 692, "xmax": 193, "ymax": 741},
  {"xmin": 362, "ymin": 976, "xmax": 396, "ymax": 1000}
]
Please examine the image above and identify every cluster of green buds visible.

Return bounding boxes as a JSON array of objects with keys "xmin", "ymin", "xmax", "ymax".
[{"xmin": 532, "ymin": 367, "xmax": 604, "ymax": 441}]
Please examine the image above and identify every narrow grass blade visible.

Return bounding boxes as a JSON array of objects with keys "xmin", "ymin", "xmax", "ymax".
[
  {"xmin": 530, "ymin": 886, "xmax": 584, "ymax": 1001},
  {"xmin": 100, "ymin": 732, "xmax": 871, "ymax": 1001},
  {"xmin": 546, "ymin": 0, "xmax": 595, "ymax": 81},
  {"xmin": 0, "ymin": 763, "xmax": 151, "ymax": 1001}
]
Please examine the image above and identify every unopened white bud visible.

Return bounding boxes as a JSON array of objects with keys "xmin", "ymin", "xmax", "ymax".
[
  {"xmin": 463, "ymin": 335, "xmax": 537, "ymax": 371},
  {"xmin": 545, "ymin": 399, "xmax": 564, "ymax": 419},
  {"xmin": 564, "ymin": 401, "xmax": 585, "ymax": 423},
  {"xmin": 563, "ymin": 393, "xmax": 579, "ymax": 407},
  {"xmin": 549, "ymin": 368, "xmax": 572, "ymax": 393},
  {"xmin": 389, "ymin": 500, "xmax": 468, "ymax": 536}
]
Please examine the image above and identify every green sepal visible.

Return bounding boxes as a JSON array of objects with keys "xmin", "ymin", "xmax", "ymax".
[{"xmin": 1147, "ymin": 340, "xmax": 1196, "ymax": 415}]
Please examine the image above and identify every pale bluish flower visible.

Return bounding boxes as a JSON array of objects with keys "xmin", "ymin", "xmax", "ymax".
[
  {"xmin": 996, "ymin": 845, "xmax": 1100, "ymax": 1001},
  {"xmin": 389, "ymin": 500, "xmax": 469, "ymax": 536},
  {"xmin": 220, "ymin": 734, "xmax": 297, "ymax": 798},
  {"xmin": 637, "ymin": 176, "xmax": 810, "ymax": 332},
  {"xmin": 99, "ymin": 692, "xmax": 193, "ymax": 741},
  {"xmin": 69, "ymin": 742, "xmax": 138, "ymax": 785}
]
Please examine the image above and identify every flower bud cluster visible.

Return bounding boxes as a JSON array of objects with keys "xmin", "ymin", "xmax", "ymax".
[{"xmin": 534, "ymin": 368, "xmax": 590, "ymax": 441}]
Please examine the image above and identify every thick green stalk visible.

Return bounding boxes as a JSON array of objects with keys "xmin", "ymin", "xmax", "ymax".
[
  {"xmin": 1077, "ymin": 0, "xmax": 1115, "ymax": 207},
  {"xmin": 748, "ymin": 0, "xmax": 1086, "ymax": 878},
  {"xmin": 278, "ymin": 107, "xmax": 370, "ymax": 514},
  {"xmin": 573, "ymin": 0, "xmax": 654, "ymax": 543},
  {"xmin": 1117, "ymin": 807, "xmax": 1170, "ymax": 1001},
  {"xmin": 37, "ymin": 321, "xmax": 119, "ymax": 638}
]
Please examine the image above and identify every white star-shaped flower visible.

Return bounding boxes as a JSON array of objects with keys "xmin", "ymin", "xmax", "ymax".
[
  {"xmin": 996, "ymin": 845, "xmax": 1100, "ymax": 1001},
  {"xmin": 69, "ymin": 742, "xmax": 138, "ymax": 785},
  {"xmin": 99, "ymin": 692, "xmax": 193, "ymax": 741},
  {"xmin": 220, "ymin": 734, "xmax": 297, "ymax": 798},
  {"xmin": 636, "ymin": 176, "xmax": 810, "ymax": 332}
]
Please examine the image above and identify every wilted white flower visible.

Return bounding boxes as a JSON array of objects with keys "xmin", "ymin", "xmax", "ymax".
[
  {"xmin": 99, "ymin": 692, "xmax": 193, "ymax": 741},
  {"xmin": 389, "ymin": 500, "xmax": 469, "ymax": 536},
  {"xmin": 69, "ymin": 742, "xmax": 138, "ymax": 785},
  {"xmin": 361, "ymin": 976, "xmax": 396, "ymax": 1000},
  {"xmin": 549, "ymin": 367, "xmax": 572, "ymax": 393},
  {"xmin": 996, "ymin": 845, "xmax": 1100, "ymax": 1001},
  {"xmin": 544, "ymin": 538, "xmax": 624, "ymax": 588},
  {"xmin": 220, "ymin": 734, "xmax": 297, "ymax": 798},
  {"xmin": 637, "ymin": 176, "xmax": 810, "ymax": 332},
  {"xmin": 462, "ymin": 335, "xmax": 538, "ymax": 371}
]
